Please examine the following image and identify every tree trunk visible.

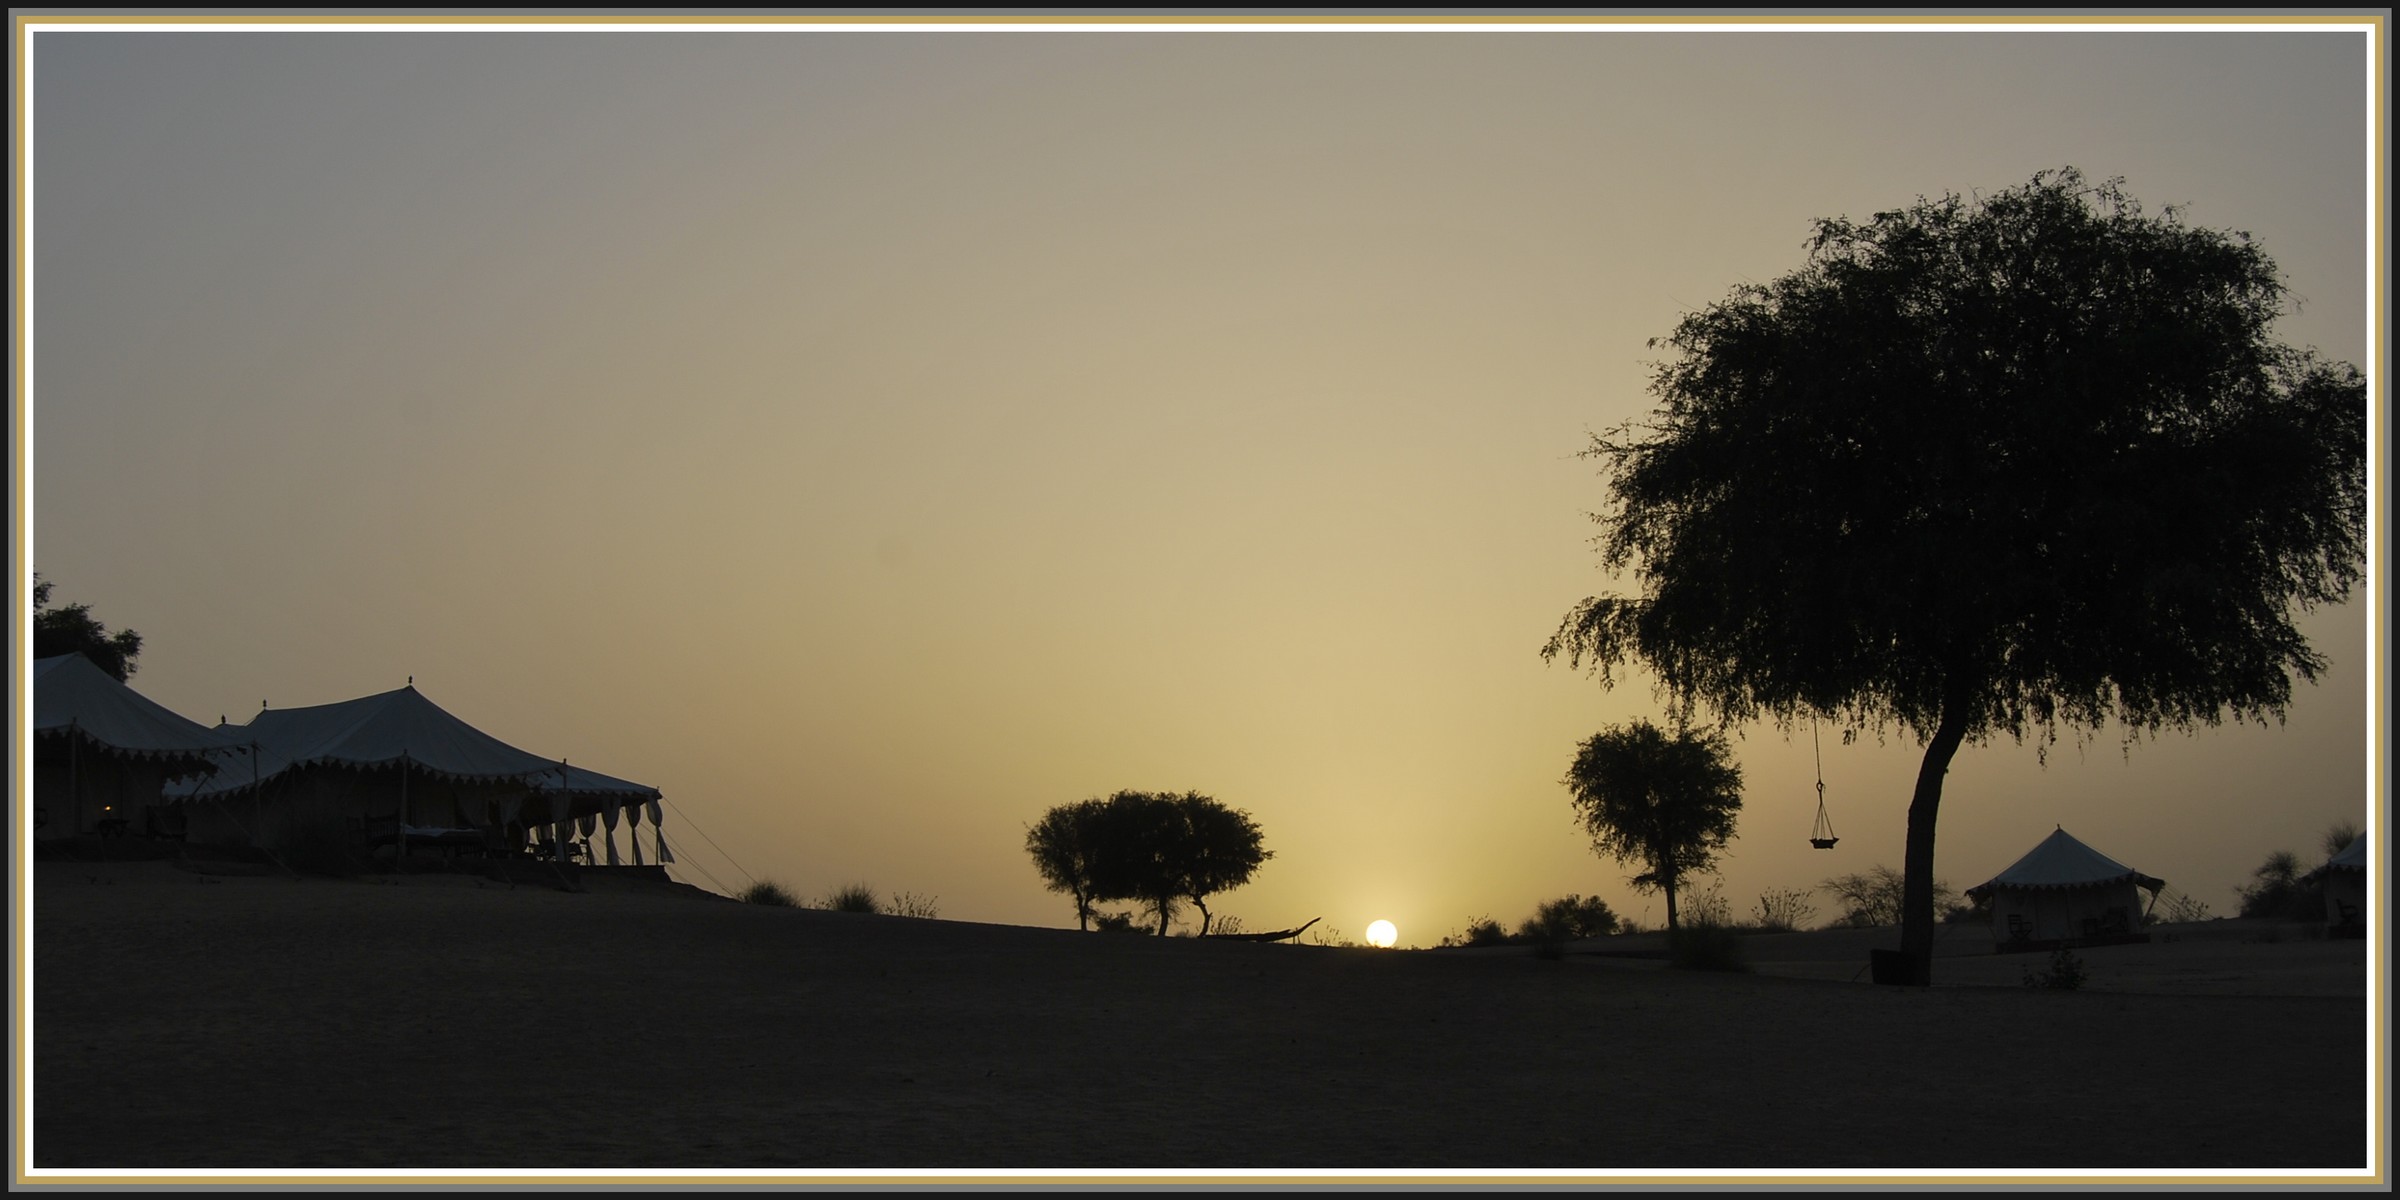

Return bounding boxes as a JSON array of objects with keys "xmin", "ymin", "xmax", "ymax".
[
  {"xmin": 1075, "ymin": 892, "xmax": 1090, "ymax": 932},
  {"xmin": 1899, "ymin": 690, "xmax": 1975, "ymax": 985},
  {"xmin": 1662, "ymin": 870, "xmax": 1680, "ymax": 934},
  {"xmin": 1194, "ymin": 897, "xmax": 1212, "ymax": 937}
]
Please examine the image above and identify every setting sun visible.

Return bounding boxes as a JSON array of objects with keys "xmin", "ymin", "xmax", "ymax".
[{"xmin": 1365, "ymin": 920, "xmax": 1398, "ymax": 948}]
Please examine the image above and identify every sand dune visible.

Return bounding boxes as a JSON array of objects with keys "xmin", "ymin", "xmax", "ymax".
[{"xmin": 27, "ymin": 862, "xmax": 2372, "ymax": 1179}]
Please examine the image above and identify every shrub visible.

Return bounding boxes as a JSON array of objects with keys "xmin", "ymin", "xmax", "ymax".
[
  {"xmin": 825, "ymin": 883, "xmax": 881, "ymax": 913},
  {"xmin": 1518, "ymin": 894, "xmax": 1621, "ymax": 943},
  {"xmin": 1208, "ymin": 914, "xmax": 1245, "ymax": 937},
  {"xmin": 1822, "ymin": 865, "xmax": 1957, "ymax": 928},
  {"xmin": 1093, "ymin": 910, "xmax": 1143, "ymax": 934},
  {"xmin": 739, "ymin": 880, "xmax": 799, "ymax": 907},
  {"xmin": 1439, "ymin": 917, "xmax": 1511, "ymax": 948},
  {"xmin": 1751, "ymin": 887, "xmax": 1816, "ymax": 933},
  {"xmin": 1668, "ymin": 924, "xmax": 1749, "ymax": 972},
  {"xmin": 2022, "ymin": 946, "xmax": 2087, "ymax": 991},
  {"xmin": 1682, "ymin": 879, "xmax": 1732, "ymax": 930},
  {"xmin": 887, "ymin": 891, "xmax": 940, "ymax": 920}
]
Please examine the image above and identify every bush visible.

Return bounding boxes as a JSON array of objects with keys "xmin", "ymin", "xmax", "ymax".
[
  {"xmin": 824, "ymin": 883, "xmax": 881, "ymax": 913},
  {"xmin": 1822, "ymin": 865, "xmax": 1957, "ymax": 928},
  {"xmin": 887, "ymin": 891, "xmax": 940, "ymax": 920},
  {"xmin": 1518, "ymin": 894, "xmax": 1621, "ymax": 943},
  {"xmin": 739, "ymin": 880, "xmax": 799, "ymax": 907},
  {"xmin": 1680, "ymin": 880, "xmax": 1732, "ymax": 930},
  {"xmin": 1093, "ymin": 910, "xmax": 1143, "ymax": 934},
  {"xmin": 1439, "ymin": 917, "xmax": 1511, "ymax": 948},
  {"xmin": 1668, "ymin": 924, "xmax": 1749, "ymax": 972},
  {"xmin": 1751, "ymin": 887, "xmax": 1816, "ymax": 932},
  {"xmin": 2022, "ymin": 946, "xmax": 2087, "ymax": 991}
]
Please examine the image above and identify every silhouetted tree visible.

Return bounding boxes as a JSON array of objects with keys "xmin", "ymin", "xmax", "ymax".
[
  {"xmin": 1027, "ymin": 790, "xmax": 1271, "ymax": 935},
  {"xmin": 1563, "ymin": 721, "xmax": 1743, "ymax": 933},
  {"xmin": 2319, "ymin": 819, "xmax": 2362, "ymax": 862},
  {"xmin": 1026, "ymin": 797, "xmax": 1113, "ymax": 931},
  {"xmin": 2236, "ymin": 848, "xmax": 2314, "ymax": 920},
  {"xmin": 1170, "ymin": 791, "xmax": 1271, "ymax": 936},
  {"xmin": 1543, "ymin": 170, "xmax": 2366, "ymax": 984},
  {"xmin": 32, "ymin": 574, "xmax": 144, "ymax": 682}
]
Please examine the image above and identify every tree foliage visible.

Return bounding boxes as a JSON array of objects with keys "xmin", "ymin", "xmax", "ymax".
[
  {"xmin": 32, "ymin": 574, "xmax": 145, "ymax": 682},
  {"xmin": 1025, "ymin": 797, "xmax": 1113, "ymax": 931},
  {"xmin": 1542, "ymin": 170, "xmax": 2366, "ymax": 982},
  {"xmin": 1025, "ymin": 790, "xmax": 1270, "ymax": 935},
  {"xmin": 1563, "ymin": 720, "xmax": 1743, "ymax": 933}
]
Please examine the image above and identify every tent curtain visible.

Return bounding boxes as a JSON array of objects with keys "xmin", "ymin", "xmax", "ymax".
[
  {"xmin": 626, "ymin": 801, "xmax": 645, "ymax": 866},
  {"xmin": 647, "ymin": 798, "xmax": 673, "ymax": 864},
  {"xmin": 601, "ymin": 801, "xmax": 622, "ymax": 866},
  {"xmin": 549, "ymin": 793, "xmax": 574, "ymax": 862}
]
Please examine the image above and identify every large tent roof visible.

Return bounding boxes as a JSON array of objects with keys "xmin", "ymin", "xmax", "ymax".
[
  {"xmin": 174, "ymin": 684, "xmax": 659, "ymax": 808},
  {"xmin": 34, "ymin": 654, "xmax": 236, "ymax": 767},
  {"xmin": 223, "ymin": 684, "xmax": 562, "ymax": 787},
  {"xmin": 1966, "ymin": 827, "xmax": 2165, "ymax": 900}
]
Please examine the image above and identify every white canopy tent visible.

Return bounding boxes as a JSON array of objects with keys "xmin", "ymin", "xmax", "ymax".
[
  {"xmin": 33, "ymin": 653, "xmax": 239, "ymax": 838},
  {"xmin": 169, "ymin": 683, "xmax": 664, "ymax": 862},
  {"xmin": 1966, "ymin": 827, "xmax": 2165, "ymax": 950}
]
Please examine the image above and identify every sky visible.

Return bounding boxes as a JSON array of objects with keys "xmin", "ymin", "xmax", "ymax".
[{"xmin": 19, "ymin": 18, "xmax": 2379, "ymax": 946}]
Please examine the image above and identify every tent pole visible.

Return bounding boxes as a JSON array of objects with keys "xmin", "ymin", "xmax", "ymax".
[
  {"xmin": 70, "ymin": 721, "xmax": 81, "ymax": 839},
  {"xmin": 398, "ymin": 753, "xmax": 410, "ymax": 867}
]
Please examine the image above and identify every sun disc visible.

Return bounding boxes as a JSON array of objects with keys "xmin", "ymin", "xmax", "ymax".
[{"xmin": 1365, "ymin": 919, "xmax": 1397, "ymax": 948}]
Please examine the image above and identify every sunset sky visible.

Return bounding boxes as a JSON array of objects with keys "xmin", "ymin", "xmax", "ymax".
[{"xmin": 20, "ymin": 18, "xmax": 2378, "ymax": 945}]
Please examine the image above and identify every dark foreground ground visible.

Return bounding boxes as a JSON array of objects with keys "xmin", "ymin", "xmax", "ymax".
[{"xmin": 25, "ymin": 862, "xmax": 2375, "ymax": 1180}]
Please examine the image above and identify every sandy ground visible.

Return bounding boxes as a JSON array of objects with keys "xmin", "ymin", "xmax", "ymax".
[{"xmin": 23, "ymin": 861, "xmax": 2377, "ymax": 1179}]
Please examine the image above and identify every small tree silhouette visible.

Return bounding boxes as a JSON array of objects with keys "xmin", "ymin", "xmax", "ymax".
[{"xmin": 1563, "ymin": 720, "xmax": 1743, "ymax": 934}]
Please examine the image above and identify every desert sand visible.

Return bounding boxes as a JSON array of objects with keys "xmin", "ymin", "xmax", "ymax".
[{"xmin": 25, "ymin": 859, "xmax": 2374, "ymax": 1180}]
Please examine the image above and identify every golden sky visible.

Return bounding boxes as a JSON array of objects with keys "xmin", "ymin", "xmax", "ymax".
[{"xmin": 21, "ymin": 18, "xmax": 2377, "ymax": 943}]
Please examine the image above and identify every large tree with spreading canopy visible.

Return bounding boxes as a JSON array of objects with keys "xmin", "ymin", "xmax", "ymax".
[
  {"xmin": 1543, "ymin": 169, "xmax": 2366, "ymax": 984},
  {"xmin": 1026, "ymin": 790, "xmax": 1270, "ymax": 935}
]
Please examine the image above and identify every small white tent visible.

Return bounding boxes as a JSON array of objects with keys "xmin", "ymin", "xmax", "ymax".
[
  {"xmin": 33, "ymin": 654, "xmax": 238, "ymax": 838},
  {"xmin": 1966, "ymin": 827, "xmax": 2165, "ymax": 951},
  {"xmin": 2303, "ymin": 835, "xmax": 2367, "ymax": 936}
]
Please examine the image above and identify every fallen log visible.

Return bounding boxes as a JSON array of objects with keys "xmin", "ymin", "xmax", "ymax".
[{"xmin": 1206, "ymin": 916, "xmax": 1321, "ymax": 943}]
